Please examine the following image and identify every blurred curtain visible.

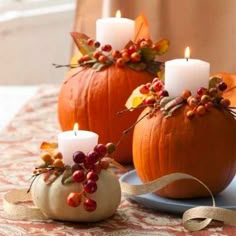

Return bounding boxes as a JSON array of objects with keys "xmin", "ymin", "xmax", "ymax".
[{"xmin": 73, "ymin": 0, "xmax": 236, "ymax": 74}]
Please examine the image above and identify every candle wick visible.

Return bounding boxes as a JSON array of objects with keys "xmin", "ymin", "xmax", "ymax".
[
  {"xmin": 186, "ymin": 57, "xmax": 189, "ymax": 62},
  {"xmin": 74, "ymin": 131, "xmax": 77, "ymax": 136}
]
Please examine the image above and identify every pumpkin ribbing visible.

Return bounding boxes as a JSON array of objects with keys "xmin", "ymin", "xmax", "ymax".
[
  {"xmin": 133, "ymin": 105, "xmax": 236, "ymax": 198},
  {"xmin": 31, "ymin": 170, "xmax": 121, "ymax": 222},
  {"xmin": 58, "ymin": 65, "xmax": 154, "ymax": 163}
]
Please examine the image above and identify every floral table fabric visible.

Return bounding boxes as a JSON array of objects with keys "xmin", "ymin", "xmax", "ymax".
[{"xmin": 0, "ymin": 85, "xmax": 235, "ymax": 236}]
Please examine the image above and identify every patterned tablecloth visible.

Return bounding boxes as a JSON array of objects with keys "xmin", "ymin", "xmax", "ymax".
[{"xmin": 0, "ymin": 85, "xmax": 235, "ymax": 236}]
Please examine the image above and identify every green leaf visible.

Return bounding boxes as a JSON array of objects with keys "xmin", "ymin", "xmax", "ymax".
[
  {"xmin": 92, "ymin": 61, "xmax": 112, "ymax": 71},
  {"xmin": 141, "ymin": 48, "xmax": 157, "ymax": 62},
  {"xmin": 146, "ymin": 61, "xmax": 163, "ymax": 75},
  {"xmin": 63, "ymin": 175, "xmax": 74, "ymax": 184},
  {"xmin": 61, "ymin": 166, "xmax": 73, "ymax": 185},
  {"xmin": 209, "ymin": 76, "xmax": 223, "ymax": 88},
  {"xmin": 128, "ymin": 62, "xmax": 146, "ymax": 71},
  {"xmin": 154, "ymin": 39, "xmax": 170, "ymax": 56}
]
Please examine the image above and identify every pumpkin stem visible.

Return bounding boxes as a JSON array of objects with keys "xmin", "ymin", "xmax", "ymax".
[{"xmin": 116, "ymin": 110, "xmax": 151, "ymax": 148}]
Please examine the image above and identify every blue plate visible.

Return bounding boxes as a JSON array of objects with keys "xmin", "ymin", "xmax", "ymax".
[{"xmin": 120, "ymin": 170, "xmax": 236, "ymax": 214}]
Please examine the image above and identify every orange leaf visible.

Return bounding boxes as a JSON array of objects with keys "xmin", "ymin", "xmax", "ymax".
[
  {"xmin": 212, "ymin": 73, "xmax": 236, "ymax": 106},
  {"xmin": 134, "ymin": 13, "xmax": 150, "ymax": 42},
  {"xmin": 70, "ymin": 32, "xmax": 94, "ymax": 55},
  {"xmin": 40, "ymin": 142, "xmax": 58, "ymax": 151}
]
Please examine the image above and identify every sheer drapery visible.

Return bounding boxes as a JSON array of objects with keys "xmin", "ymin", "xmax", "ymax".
[{"xmin": 73, "ymin": 0, "xmax": 236, "ymax": 74}]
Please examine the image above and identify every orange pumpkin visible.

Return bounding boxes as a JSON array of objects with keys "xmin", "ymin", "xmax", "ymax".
[
  {"xmin": 213, "ymin": 73, "xmax": 236, "ymax": 106},
  {"xmin": 133, "ymin": 105, "xmax": 236, "ymax": 198},
  {"xmin": 58, "ymin": 65, "xmax": 153, "ymax": 163}
]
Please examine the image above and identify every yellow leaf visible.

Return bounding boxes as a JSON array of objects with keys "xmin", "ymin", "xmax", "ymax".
[
  {"xmin": 70, "ymin": 51, "xmax": 82, "ymax": 65},
  {"xmin": 132, "ymin": 96, "xmax": 144, "ymax": 108},
  {"xmin": 154, "ymin": 39, "xmax": 170, "ymax": 55},
  {"xmin": 125, "ymin": 86, "xmax": 145, "ymax": 110}
]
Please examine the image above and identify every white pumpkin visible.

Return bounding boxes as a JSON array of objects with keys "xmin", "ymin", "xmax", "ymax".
[{"xmin": 31, "ymin": 169, "xmax": 121, "ymax": 222}]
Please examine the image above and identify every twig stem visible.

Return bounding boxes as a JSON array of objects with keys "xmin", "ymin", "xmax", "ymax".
[{"xmin": 116, "ymin": 110, "xmax": 151, "ymax": 148}]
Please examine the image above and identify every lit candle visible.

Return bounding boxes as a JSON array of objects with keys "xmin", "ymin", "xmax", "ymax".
[
  {"xmin": 164, "ymin": 47, "xmax": 210, "ymax": 97},
  {"xmin": 96, "ymin": 10, "xmax": 134, "ymax": 50},
  {"xmin": 58, "ymin": 123, "xmax": 99, "ymax": 166}
]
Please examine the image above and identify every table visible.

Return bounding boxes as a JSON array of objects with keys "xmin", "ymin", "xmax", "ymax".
[
  {"xmin": 0, "ymin": 85, "xmax": 235, "ymax": 235},
  {"xmin": 0, "ymin": 86, "xmax": 38, "ymax": 130}
]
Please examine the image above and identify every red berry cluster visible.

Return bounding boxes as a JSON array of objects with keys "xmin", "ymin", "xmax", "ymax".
[
  {"xmin": 182, "ymin": 81, "xmax": 230, "ymax": 118},
  {"xmin": 66, "ymin": 142, "xmax": 116, "ymax": 212},
  {"xmin": 78, "ymin": 38, "xmax": 163, "ymax": 68},
  {"xmin": 139, "ymin": 77, "xmax": 168, "ymax": 105},
  {"xmin": 131, "ymin": 77, "xmax": 232, "ymax": 119}
]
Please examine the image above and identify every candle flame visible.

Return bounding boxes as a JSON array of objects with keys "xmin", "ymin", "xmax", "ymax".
[
  {"xmin": 185, "ymin": 46, "xmax": 190, "ymax": 60},
  {"xmin": 73, "ymin": 123, "xmax": 79, "ymax": 136},
  {"xmin": 116, "ymin": 10, "xmax": 121, "ymax": 18}
]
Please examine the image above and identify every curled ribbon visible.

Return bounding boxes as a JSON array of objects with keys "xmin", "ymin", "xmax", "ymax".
[
  {"xmin": 119, "ymin": 172, "xmax": 236, "ymax": 231},
  {"xmin": 3, "ymin": 173, "xmax": 236, "ymax": 232},
  {"xmin": 3, "ymin": 189, "xmax": 48, "ymax": 221}
]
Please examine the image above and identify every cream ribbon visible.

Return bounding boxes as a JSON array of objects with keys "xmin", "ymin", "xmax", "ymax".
[
  {"xmin": 120, "ymin": 172, "xmax": 236, "ymax": 231},
  {"xmin": 3, "ymin": 173, "xmax": 236, "ymax": 231},
  {"xmin": 3, "ymin": 189, "xmax": 47, "ymax": 221}
]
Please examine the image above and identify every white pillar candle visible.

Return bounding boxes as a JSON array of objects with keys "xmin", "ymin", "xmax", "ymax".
[
  {"xmin": 96, "ymin": 10, "xmax": 134, "ymax": 50},
  {"xmin": 58, "ymin": 124, "xmax": 99, "ymax": 166},
  {"xmin": 165, "ymin": 47, "xmax": 210, "ymax": 97},
  {"xmin": 102, "ymin": 0, "xmax": 110, "ymax": 18}
]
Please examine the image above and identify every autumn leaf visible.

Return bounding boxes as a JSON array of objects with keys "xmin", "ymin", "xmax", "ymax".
[
  {"xmin": 70, "ymin": 32, "xmax": 95, "ymax": 55},
  {"xmin": 61, "ymin": 166, "xmax": 73, "ymax": 185},
  {"xmin": 211, "ymin": 73, "xmax": 236, "ymax": 106},
  {"xmin": 92, "ymin": 60, "xmax": 112, "ymax": 71},
  {"xmin": 209, "ymin": 76, "xmax": 223, "ymax": 88},
  {"xmin": 146, "ymin": 61, "xmax": 163, "ymax": 76},
  {"xmin": 70, "ymin": 51, "xmax": 82, "ymax": 65},
  {"xmin": 141, "ymin": 47, "xmax": 157, "ymax": 62},
  {"xmin": 154, "ymin": 39, "xmax": 170, "ymax": 56},
  {"xmin": 125, "ymin": 86, "xmax": 146, "ymax": 109},
  {"xmin": 127, "ymin": 62, "xmax": 147, "ymax": 71},
  {"xmin": 40, "ymin": 142, "xmax": 58, "ymax": 151},
  {"xmin": 134, "ymin": 13, "xmax": 150, "ymax": 42}
]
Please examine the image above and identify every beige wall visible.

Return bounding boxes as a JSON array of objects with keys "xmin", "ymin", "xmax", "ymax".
[
  {"xmin": 2, "ymin": 0, "xmax": 235, "ymax": 85},
  {"xmin": 0, "ymin": 2, "xmax": 75, "ymax": 85},
  {"xmin": 74, "ymin": 0, "xmax": 236, "ymax": 75}
]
